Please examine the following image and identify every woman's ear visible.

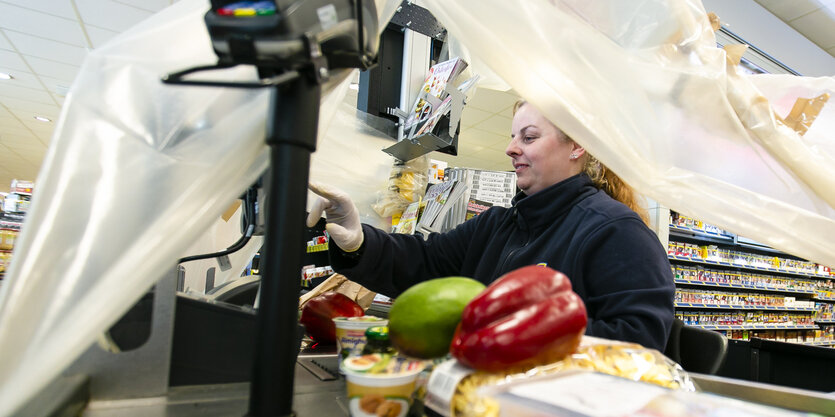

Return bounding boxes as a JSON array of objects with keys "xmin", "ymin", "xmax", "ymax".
[{"xmin": 568, "ymin": 142, "xmax": 585, "ymax": 160}]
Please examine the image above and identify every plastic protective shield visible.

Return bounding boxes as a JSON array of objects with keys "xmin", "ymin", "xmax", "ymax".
[
  {"xmin": 421, "ymin": 0, "xmax": 835, "ymax": 266},
  {"xmin": 1, "ymin": 0, "xmax": 835, "ymax": 414}
]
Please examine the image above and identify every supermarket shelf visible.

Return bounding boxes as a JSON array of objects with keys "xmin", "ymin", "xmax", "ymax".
[
  {"xmin": 675, "ymin": 302, "xmax": 817, "ymax": 312},
  {"xmin": 306, "ymin": 243, "xmax": 328, "ymax": 253},
  {"xmin": 669, "ymin": 224, "xmax": 734, "ymax": 240},
  {"xmin": 801, "ymin": 340, "xmax": 835, "ymax": 346},
  {"xmin": 669, "ymin": 225, "xmax": 792, "ymax": 257},
  {"xmin": 689, "ymin": 324, "xmax": 819, "ymax": 330},
  {"xmin": 815, "ymin": 320, "xmax": 835, "ymax": 325},
  {"xmin": 668, "ymin": 255, "xmax": 832, "ymax": 280},
  {"xmin": 814, "ymin": 296, "xmax": 835, "ymax": 303},
  {"xmin": 674, "ymin": 279, "xmax": 817, "ymax": 296},
  {"xmin": 723, "ymin": 339, "xmax": 835, "ymax": 347}
]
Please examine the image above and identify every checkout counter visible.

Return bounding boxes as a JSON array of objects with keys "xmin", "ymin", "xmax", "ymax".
[{"xmin": 18, "ymin": 277, "xmax": 835, "ymax": 416}]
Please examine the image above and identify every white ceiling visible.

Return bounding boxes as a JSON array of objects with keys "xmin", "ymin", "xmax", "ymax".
[
  {"xmin": 0, "ymin": 0, "xmax": 832, "ymax": 194},
  {"xmin": 753, "ymin": 0, "xmax": 835, "ymax": 57},
  {"xmin": 0, "ymin": 0, "xmax": 172, "ymax": 195}
]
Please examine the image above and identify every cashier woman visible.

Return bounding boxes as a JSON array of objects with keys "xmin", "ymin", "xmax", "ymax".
[{"xmin": 307, "ymin": 101, "xmax": 675, "ymax": 351}]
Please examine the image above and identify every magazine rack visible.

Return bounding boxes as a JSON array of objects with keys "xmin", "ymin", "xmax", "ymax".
[{"xmin": 382, "ymin": 81, "xmax": 467, "ymax": 162}]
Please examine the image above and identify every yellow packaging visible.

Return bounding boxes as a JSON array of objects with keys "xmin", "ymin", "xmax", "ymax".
[
  {"xmin": 429, "ymin": 337, "xmax": 694, "ymax": 417},
  {"xmin": 0, "ymin": 251, "xmax": 9, "ymax": 273},
  {"xmin": 345, "ymin": 365, "xmax": 423, "ymax": 417},
  {"xmin": 0, "ymin": 229, "xmax": 16, "ymax": 251}
]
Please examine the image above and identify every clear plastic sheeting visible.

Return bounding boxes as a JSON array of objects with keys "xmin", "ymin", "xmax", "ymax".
[
  {"xmin": 0, "ymin": 2, "xmax": 271, "ymax": 413},
  {"xmin": 749, "ymin": 74, "xmax": 834, "ymax": 156},
  {"xmin": 431, "ymin": 336, "xmax": 694, "ymax": 417},
  {"xmin": 420, "ymin": 0, "xmax": 835, "ymax": 267},
  {"xmin": 0, "ymin": 0, "xmax": 397, "ymax": 414},
  {"xmin": 309, "ymin": 100, "xmax": 399, "ymax": 230}
]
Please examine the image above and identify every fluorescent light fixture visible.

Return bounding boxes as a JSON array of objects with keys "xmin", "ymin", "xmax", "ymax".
[
  {"xmin": 34, "ymin": 116, "xmax": 51, "ymax": 122},
  {"xmin": 0, "ymin": 72, "xmax": 12, "ymax": 80}
]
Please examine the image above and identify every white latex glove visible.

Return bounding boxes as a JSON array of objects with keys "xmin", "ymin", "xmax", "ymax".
[{"xmin": 307, "ymin": 182, "xmax": 364, "ymax": 252}]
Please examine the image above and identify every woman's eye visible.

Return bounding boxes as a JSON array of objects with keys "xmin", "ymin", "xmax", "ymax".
[{"xmin": 524, "ymin": 136, "xmax": 536, "ymax": 143}]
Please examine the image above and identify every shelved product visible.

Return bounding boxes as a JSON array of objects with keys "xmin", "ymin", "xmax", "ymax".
[
  {"xmin": 0, "ymin": 227, "xmax": 15, "ymax": 279},
  {"xmin": 0, "ymin": 179, "xmax": 31, "ymax": 282},
  {"xmin": 669, "ymin": 211, "xmax": 835, "ymax": 346},
  {"xmin": 301, "ymin": 221, "xmax": 332, "ymax": 289}
]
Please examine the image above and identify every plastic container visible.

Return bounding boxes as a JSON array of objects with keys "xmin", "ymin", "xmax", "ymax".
[
  {"xmin": 362, "ymin": 326, "xmax": 396, "ymax": 355},
  {"xmin": 344, "ymin": 363, "xmax": 423, "ymax": 417},
  {"xmin": 333, "ymin": 316, "xmax": 387, "ymax": 373}
]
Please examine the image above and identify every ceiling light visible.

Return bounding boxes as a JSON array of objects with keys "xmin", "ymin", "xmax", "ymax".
[
  {"xmin": 0, "ymin": 72, "xmax": 12, "ymax": 80},
  {"xmin": 34, "ymin": 116, "xmax": 51, "ymax": 122}
]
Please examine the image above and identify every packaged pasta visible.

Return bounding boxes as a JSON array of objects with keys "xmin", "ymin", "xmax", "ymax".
[{"xmin": 425, "ymin": 336, "xmax": 695, "ymax": 417}]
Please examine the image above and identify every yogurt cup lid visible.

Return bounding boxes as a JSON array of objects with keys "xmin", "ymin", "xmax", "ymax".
[
  {"xmin": 333, "ymin": 315, "xmax": 388, "ymax": 328},
  {"xmin": 334, "ymin": 315, "xmax": 387, "ymax": 322}
]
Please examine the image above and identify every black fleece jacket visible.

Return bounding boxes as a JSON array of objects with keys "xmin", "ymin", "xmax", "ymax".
[{"xmin": 329, "ymin": 173, "xmax": 675, "ymax": 351}]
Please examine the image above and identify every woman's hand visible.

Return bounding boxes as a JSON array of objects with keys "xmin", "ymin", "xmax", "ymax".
[{"xmin": 307, "ymin": 182, "xmax": 364, "ymax": 252}]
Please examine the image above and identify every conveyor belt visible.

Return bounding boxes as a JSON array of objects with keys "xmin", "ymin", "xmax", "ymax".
[{"xmin": 82, "ymin": 359, "xmax": 348, "ymax": 416}]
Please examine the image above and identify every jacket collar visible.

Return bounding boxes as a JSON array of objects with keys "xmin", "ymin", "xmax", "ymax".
[{"xmin": 511, "ymin": 173, "xmax": 596, "ymax": 229}]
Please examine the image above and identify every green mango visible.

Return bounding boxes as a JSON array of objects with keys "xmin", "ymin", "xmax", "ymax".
[{"xmin": 388, "ymin": 277, "xmax": 485, "ymax": 359}]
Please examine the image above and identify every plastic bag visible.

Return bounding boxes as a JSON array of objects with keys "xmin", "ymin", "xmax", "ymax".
[
  {"xmin": 427, "ymin": 337, "xmax": 694, "ymax": 417},
  {"xmin": 372, "ymin": 156, "xmax": 430, "ymax": 218}
]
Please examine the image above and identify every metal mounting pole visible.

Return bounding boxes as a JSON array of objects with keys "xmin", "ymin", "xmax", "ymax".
[{"xmin": 247, "ymin": 71, "xmax": 321, "ymax": 417}]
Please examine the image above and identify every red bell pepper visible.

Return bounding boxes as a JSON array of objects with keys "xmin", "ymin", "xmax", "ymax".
[
  {"xmin": 299, "ymin": 291, "xmax": 364, "ymax": 343},
  {"xmin": 450, "ymin": 265, "xmax": 587, "ymax": 372}
]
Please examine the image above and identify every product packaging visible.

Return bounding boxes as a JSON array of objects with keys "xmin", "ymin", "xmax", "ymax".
[
  {"xmin": 373, "ymin": 156, "xmax": 430, "ymax": 218},
  {"xmin": 425, "ymin": 336, "xmax": 694, "ymax": 417}
]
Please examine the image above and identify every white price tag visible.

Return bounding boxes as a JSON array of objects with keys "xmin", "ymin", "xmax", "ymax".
[{"xmin": 424, "ymin": 359, "xmax": 474, "ymax": 416}]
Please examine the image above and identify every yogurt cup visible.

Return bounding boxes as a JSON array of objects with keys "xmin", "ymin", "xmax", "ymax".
[
  {"xmin": 333, "ymin": 316, "xmax": 387, "ymax": 373},
  {"xmin": 344, "ymin": 363, "xmax": 424, "ymax": 417}
]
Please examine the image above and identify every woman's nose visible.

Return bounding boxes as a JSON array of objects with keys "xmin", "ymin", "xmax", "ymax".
[{"xmin": 505, "ymin": 137, "xmax": 520, "ymax": 157}]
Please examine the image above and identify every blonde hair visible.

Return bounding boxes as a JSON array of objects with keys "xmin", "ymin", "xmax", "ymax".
[{"xmin": 513, "ymin": 101, "xmax": 649, "ymax": 225}]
